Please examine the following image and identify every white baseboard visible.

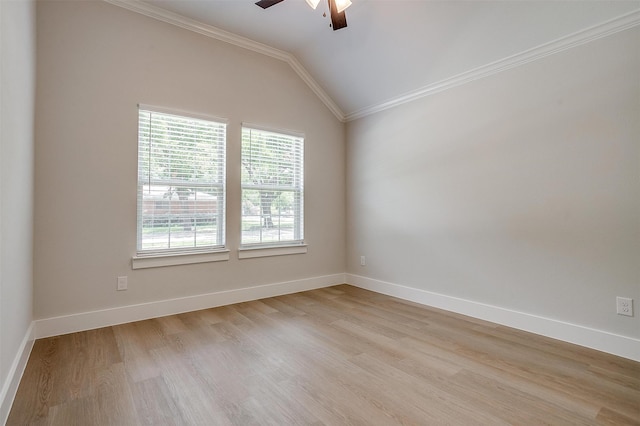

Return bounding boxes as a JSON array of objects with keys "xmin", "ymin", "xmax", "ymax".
[
  {"xmin": 35, "ymin": 273, "xmax": 346, "ymax": 339},
  {"xmin": 29, "ymin": 271, "xmax": 640, "ymax": 360},
  {"xmin": 347, "ymin": 274, "xmax": 640, "ymax": 362},
  {"xmin": 1, "ymin": 322, "xmax": 35, "ymax": 425}
]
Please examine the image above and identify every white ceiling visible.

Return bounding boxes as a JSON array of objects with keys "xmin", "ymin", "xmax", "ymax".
[{"xmin": 132, "ymin": 0, "xmax": 639, "ymax": 119}]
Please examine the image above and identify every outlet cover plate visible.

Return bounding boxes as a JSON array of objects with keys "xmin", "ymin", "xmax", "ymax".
[
  {"xmin": 616, "ymin": 297, "xmax": 633, "ymax": 316},
  {"xmin": 117, "ymin": 276, "xmax": 128, "ymax": 291}
]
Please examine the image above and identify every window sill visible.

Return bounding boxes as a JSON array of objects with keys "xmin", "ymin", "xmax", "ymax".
[
  {"xmin": 238, "ymin": 244, "xmax": 308, "ymax": 259},
  {"xmin": 132, "ymin": 250, "xmax": 230, "ymax": 269}
]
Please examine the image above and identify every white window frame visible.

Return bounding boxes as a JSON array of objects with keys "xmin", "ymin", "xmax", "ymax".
[
  {"xmin": 239, "ymin": 124, "xmax": 306, "ymax": 258},
  {"xmin": 133, "ymin": 105, "xmax": 229, "ymax": 268}
]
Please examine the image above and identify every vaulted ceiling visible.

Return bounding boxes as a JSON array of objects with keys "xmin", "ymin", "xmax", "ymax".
[{"xmin": 112, "ymin": 0, "xmax": 640, "ymax": 121}]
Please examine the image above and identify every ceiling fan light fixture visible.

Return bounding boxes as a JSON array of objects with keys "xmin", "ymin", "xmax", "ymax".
[
  {"xmin": 305, "ymin": 0, "xmax": 321, "ymax": 9},
  {"xmin": 335, "ymin": 0, "xmax": 352, "ymax": 13}
]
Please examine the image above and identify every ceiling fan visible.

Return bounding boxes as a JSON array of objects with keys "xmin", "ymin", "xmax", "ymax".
[{"xmin": 255, "ymin": 0, "xmax": 351, "ymax": 31}]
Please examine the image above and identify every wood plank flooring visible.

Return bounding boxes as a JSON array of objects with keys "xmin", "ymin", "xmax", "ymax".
[{"xmin": 7, "ymin": 285, "xmax": 640, "ymax": 425}]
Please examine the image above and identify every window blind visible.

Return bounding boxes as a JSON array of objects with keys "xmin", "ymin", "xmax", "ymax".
[
  {"xmin": 241, "ymin": 126, "xmax": 304, "ymax": 246},
  {"xmin": 137, "ymin": 107, "xmax": 226, "ymax": 254}
]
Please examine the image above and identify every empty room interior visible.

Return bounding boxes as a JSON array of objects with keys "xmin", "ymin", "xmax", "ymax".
[{"xmin": 1, "ymin": 0, "xmax": 639, "ymax": 424}]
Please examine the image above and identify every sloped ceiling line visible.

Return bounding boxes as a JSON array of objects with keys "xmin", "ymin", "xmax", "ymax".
[
  {"xmin": 345, "ymin": 8, "xmax": 640, "ymax": 121},
  {"xmin": 103, "ymin": 0, "xmax": 347, "ymax": 121},
  {"xmin": 105, "ymin": 1, "xmax": 639, "ymax": 123}
]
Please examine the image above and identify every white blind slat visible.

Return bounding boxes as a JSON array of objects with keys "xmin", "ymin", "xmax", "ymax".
[
  {"xmin": 137, "ymin": 108, "xmax": 226, "ymax": 253},
  {"xmin": 241, "ymin": 126, "xmax": 304, "ymax": 246}
]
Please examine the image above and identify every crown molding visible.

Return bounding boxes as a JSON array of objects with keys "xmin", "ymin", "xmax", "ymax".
[
  {"xmin": 345, "ymin": 8, "xmax": 640, "ymax": 121},
  {"xmin": 103, "ymin": 0, "xmax": 346, "ymax": 122},
  {"xmin": 103, "ymin": 1, "xmax": 638, "ymax": 123}
]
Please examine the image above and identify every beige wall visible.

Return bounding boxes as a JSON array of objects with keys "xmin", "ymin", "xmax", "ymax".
[
  {"xmin": 29, "ymin": 0, "xmax": 640, "ymax": 351},
  {"xmin": 34, "ymin": 0, "xmax": 346, "ymax": 319},
  {"xmin": 0, "ymin": 0, "xmax": 35, "ymax": 417},
  {"xmin": 346, "ymin": 27, "xmax": 640, "ymax": 339}
]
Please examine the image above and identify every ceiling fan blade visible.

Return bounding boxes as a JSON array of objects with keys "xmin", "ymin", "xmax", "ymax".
[
  {"xmin": 328, "ymin": 0, "xmax": 347, "ymax": 30},
  {"xmin": 255, "ymin": 0, "xmax": 285, "ymax": 9}
]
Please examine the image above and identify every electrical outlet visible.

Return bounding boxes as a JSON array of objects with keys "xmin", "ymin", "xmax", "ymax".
[
  {"xmin": 117, "ymin": 276, "xmax": 128, "ymax": 291},
  {"xmin": 616, "ymin": 297, "xmax": 633, "ymax": 317},
  {"xmin": 360, "ymin": 256, "xmax": 366, "ymax": 266}
]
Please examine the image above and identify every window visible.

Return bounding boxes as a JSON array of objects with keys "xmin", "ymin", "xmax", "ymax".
[
  {"xmin": 137, "ymin": 106, "xmax": 226, "ymax": 255},
  {"xmin": 241, "ymin": 126, "xmax": 304, "ymax": 247}
]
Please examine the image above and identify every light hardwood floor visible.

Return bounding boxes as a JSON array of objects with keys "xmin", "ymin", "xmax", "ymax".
[{"xmin": 7, "ymin": 285, "xmax": 640, "ymax": 425}]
